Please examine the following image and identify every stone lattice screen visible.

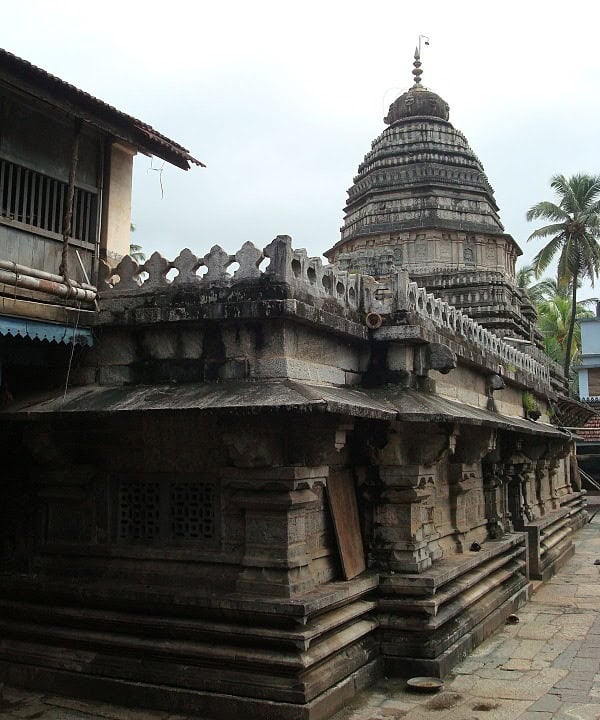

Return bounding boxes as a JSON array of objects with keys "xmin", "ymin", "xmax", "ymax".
[{"xmin": 100, "ymin": 235, "xmax": 551, "ymax": 386}]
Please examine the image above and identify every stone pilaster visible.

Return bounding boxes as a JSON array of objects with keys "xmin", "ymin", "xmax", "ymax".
[
  {"xmin": 448, "ymin": 461, "xmax": 486, "ymax": 551},
  {"xmin": 372, "ymin": 464, "xmax": 440, "ymax": 573},
  {"xmin": 548, "ymin": 458, "xmax": 561, "ymax": 510},
  {"xmin": 482, "ymin": 463, "xmax": 505, "ymax": 539},
  {"xmin": 227, "ymin": 466, "xmax": 326, "ymax": 597},
  {"xmin": 520, "ymin": 464, "xmax": 537, "ymax": 522}
]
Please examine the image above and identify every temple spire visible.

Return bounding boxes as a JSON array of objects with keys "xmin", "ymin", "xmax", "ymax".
[{"xmin": 412, "ymin": 47, "xmax": 423, "ymax": 87}]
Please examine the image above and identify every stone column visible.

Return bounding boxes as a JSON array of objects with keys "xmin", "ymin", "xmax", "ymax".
[
  {"xmin": 534, "ymin": 460, "xmax": 552, "ymax": 516},
  {"xmin": 520, "ymin": 463, "xmax": 537, "ymax": 522},
  {"xmin": 505, "ymin": 461, "xmax": 535, "ymax": 529},
  {"xmin": 548, "ymin": 458, "xmax": 561, "ymax": 509}
]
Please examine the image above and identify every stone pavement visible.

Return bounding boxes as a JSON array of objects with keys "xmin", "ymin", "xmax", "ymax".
[
  {"xmin": 333, "ymin": 512, "xmax": 600, "ymax": 720},
  {"xmin": 1, "ymin": 514, "xmax": 599, "ymax": 720}
]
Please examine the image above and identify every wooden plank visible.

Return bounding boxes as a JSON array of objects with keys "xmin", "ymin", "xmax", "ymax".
[
  {"xmin": 50, "ymin": 179, "xmax": 58, "ymax": 233},
  {"xmin": 0, "ymin": 292, "xmax": 95, "ymax": 323},
  {"xmin": 6, "ymin": 163, "xmax": 14, "ymax": 217},
  {"xmin": 16, "ymin": 234, "xmax": 33, "ymax": 266},
  {"xmin": 326, "ymin": 469, "xmax": 366, "ymax": 580},
  {"xmin": 29, "ymin": 171, "xmax": 37, "ymax": 226},
  {"xmin": 44, "ymin": 174, "xmax": 51, "ymax": 229},
  {"xmin": 36, "ymin": 174, "xmax": 44, "ymax": 228},
  {"xmin": 0, "ymin": 215, "xmax": 97, "ymax": 251},
  {"xmin": 14, "ymin": 166, "xmax": 21, "ymax": 221},
  {"xmin": 78, "ymin": 189, "xmax": 85, "ymax": 241},
  {"xmin": 58, "ymin": 183, "xmax": 65, "ymax": 234},
  {"xmin": 0, "ymin": 160, "xmax": 5, "ymax": 214},
  {"xmin": 84, "ymin": 192, "xmax": 91, "ymax": 243},
  {"xmin": 21, "ymin": 168, "xmax": 29, "ymax": 223}
]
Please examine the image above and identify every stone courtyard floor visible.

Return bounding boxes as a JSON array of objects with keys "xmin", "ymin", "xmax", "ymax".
[{"xmin": 1, "ymin": 512, "xmax": 599, "ymax": 720}]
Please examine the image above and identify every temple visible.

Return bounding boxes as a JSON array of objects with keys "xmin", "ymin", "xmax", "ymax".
[
  {"xmin": 0, "ymin": 49, "xmax": 591, "ymax": 720},
  {"xmin": 326, "ymin": 48, "xmax": 540, "ymax": 347}
]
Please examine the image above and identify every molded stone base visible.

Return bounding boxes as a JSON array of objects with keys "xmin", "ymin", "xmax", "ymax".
[
  {"xmin": 0, "ymin": 573, "xmax": 379, "ymax": 716},
  {"xmin": 523, "ymin": 491, "xmax": 587, "ymax": 581},
  {"xmin": 0, "ymin": 657, "xmax": 383, "ymax": 720},
  {"xmin": 382, "ymin": 582, "xmax": 531, "ymax": 678},
  {"xmin": 379, "ymin": 533, "xmax": 530, "ymax": 678}
]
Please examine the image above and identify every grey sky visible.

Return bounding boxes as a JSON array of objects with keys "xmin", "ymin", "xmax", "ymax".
[{"xmin": 4, "ymin": 0, "xmax": 600, "ymax": 297}]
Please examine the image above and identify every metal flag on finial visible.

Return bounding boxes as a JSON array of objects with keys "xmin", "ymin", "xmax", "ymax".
[{"xmin": 412, "ymin": 34, "xmax": 429, "ymax": 87}]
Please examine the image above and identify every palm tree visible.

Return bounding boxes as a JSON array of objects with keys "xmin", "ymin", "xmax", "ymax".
[
  {"xmin": 129, "ymin": 243, "xmax": 146, "ymax": 264},
  {"xmin": 535, "ymin": 286, "xmax": 594, "ymax": 367},
  {"xmin": 516, "ymin": 263, "xmax": 536, "ymax": 290},
  {"xmin": 129, "ymin": 223, "xmax": 146, "ymax": 264},
  {"xmin": 527, "ymin": 174, "xmax": 600, "ymax": 376},
  {"xmin": 516, "ymin": 263, "xmax": 559, "ymax": 304}
]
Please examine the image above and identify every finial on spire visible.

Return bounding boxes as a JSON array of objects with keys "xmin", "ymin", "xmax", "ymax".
[
  {"xmin": 412, "ymin": 34, "xmax": 429, "ymax": 87},
  {"xmin": 412, "ymin": 47, "xmax": 423, "ymax": 86}
]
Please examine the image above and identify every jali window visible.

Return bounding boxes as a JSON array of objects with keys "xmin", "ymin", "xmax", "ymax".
[{"xmin": 116, "ymin": 477, "xmax": 219, "ymax": 546}]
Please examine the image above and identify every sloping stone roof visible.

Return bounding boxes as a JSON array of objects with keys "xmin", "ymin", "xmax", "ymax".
[{"xmin": 3, "ymin": 381, "xmax": 569, "ymax": 438}]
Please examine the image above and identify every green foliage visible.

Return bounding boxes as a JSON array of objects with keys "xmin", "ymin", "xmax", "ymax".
[
  {"xmin": 527, "ymin": 173, "xmax": 600, "ymax": 376},
  {"xmin": 129, "ymin": 243, "xmax": 146, "ymax": 264},
  {"xmin": 535, "ymin": 292, "xmax": 594, "ymax": 366},
  {"xmin": 516, "ymin": 263, "xmax": 536, "ymax": 290},
  {"xmin": 129, "ymin": 223, "xmax": 146, "ymax": 264},
  {"xmin": 522, "ymin": 391, "xmax": 538, "ymax": 412}
]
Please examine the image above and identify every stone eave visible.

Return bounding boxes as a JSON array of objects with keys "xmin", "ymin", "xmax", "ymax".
[{"xmin": 1, "ymin": 381, "xmax": 568, "ymax": 439}]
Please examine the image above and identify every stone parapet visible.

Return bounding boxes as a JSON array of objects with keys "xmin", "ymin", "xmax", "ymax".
[{"xmin": 97, "ymin": 236, "xmax": 555, "ymax": 392}]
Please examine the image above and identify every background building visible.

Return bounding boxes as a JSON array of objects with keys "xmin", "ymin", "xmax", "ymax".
[{"xmin": 0, "ymin": 49, "xmax": 201, "ymax": 403}]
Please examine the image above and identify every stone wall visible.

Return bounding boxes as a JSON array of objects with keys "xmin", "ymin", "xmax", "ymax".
[{"xmin": 331, "ymin": 229, "xmax": 518, "ymax": 278}]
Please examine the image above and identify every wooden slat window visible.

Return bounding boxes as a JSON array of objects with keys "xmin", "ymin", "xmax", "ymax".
[{"xmin": 0, "ymin": 157, "xmax": 98, "ymax": 244}]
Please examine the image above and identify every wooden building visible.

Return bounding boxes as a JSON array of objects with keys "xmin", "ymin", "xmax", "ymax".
[{"xmin": 0, "ymin": 48, "xmax": 201, "ymax": 402}]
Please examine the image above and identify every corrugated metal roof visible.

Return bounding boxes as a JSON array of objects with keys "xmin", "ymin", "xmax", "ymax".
[
  {"xmin": 0, "ymin": 316, "xmax": 93, "ymax": 346},
  {"xmin": 0, "ymin": 48, "xmax": 204, "ymax": 170}
]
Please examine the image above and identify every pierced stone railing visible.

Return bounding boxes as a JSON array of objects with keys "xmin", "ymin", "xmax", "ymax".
[
  {"xmin": 400, "ymin": 272, "xmax": 551, "ymax": 385},
  {"xmin": 100, "ymin": 235, "xmax": 552, "ymax": 386},
  {"xmin": 100, "ymin": 235, "xmax": 392, "ymax": 315}
]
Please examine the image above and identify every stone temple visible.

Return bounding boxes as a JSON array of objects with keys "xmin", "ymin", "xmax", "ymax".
[{"xmin": 0, "ymin": 50, "xmax": 589, "ymax": 720}]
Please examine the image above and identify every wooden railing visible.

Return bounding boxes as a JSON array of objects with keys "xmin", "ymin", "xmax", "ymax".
[{"xmin": 0, "ymin": 157, "xmax": 98, "ymax": 244}]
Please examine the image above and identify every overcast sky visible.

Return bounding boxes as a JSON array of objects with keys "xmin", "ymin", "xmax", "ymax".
[{"xmin": 4, "ymin": 0, "xmax": 600, "ymax": 297}]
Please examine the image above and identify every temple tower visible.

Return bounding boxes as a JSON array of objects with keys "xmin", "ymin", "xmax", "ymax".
[{"xmin": 326, "ymin": 48, "xmax": 538, "ymax": 342}]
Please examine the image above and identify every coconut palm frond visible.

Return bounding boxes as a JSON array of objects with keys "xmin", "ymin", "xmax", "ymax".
[
  {"xmin": 129, "ymin": 243, "xmax": 146, "ymax": 264},
  {"xmin": 527, "ymin": 223, "xmax": 567, "ymax": 242},
  {"xmin": 527, "ymin": 173, "xmax": 600, "ymax": 377},
  {"xmin": 516, "ymin": 263, "xmax": 536, "ymax": 289},
  {"xmin": 532, "ymin": 235, "xmax": 564, "ymax": 276},
  {"xmin": 526, "ymin": 201, "xmax": 569, "ymax": 223}
]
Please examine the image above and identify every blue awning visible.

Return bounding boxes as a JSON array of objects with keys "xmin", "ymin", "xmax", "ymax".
[{"xmin": 0, "ymin": 316, "xmax": 93, "ymax": 346}]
